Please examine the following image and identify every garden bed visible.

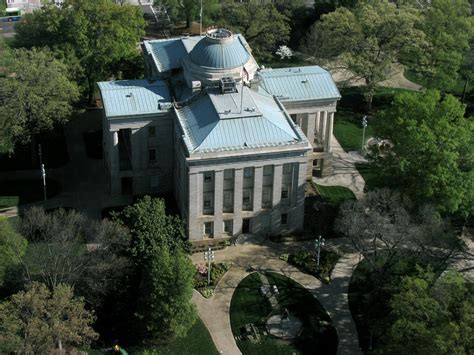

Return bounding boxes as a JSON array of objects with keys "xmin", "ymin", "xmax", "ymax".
[
  {"xmin": 282, "ymin": 249, "xmax": 341, "ymax": 283},
  {"xmin": 230, "ymin": 272, "xmax": 337, "ymax": 354},
  {"xmin": 0, "ymin": 178, "xmax": 61, "ymax": 208},
  {"xmin": 194, "ymin": 262, "xmax": 232, "ymax": 298}
]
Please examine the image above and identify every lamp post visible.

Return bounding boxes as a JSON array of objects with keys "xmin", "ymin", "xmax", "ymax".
[
  {"xmin": 314, "ymin": 235, "xmax": 325, "ymax": 270},
  {"xmin": 204, "ymin": 247, "xmax": 214, "ymax": 286},
  {"xmin": 361, "ymin": 115, "xmax": 368, "ymax": 153},
  {"xmin": 38, "ymin": 144, "xmax": 47, "ymax": 201}
]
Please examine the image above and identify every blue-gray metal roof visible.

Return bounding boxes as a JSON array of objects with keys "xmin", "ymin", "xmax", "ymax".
[
  {"xmin": 175, "ymin": 87, "xmax": 304, "ymax": 153},
  {"xmin": 258, "ymin": 66, "xmax": 341, "ymax": 101},
  {"xmin": 98, "ymin": 80, "xmax": 171, "ymax": 118},
  {"xmin": 188, "ymin": 35, "xmax": 250, "ymax": 69},
  {"xmin": 144, "ymin": 39, "xmax": 187, "ymax": 72}
]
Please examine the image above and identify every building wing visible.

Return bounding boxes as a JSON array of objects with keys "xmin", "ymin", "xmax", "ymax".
[{"xmin": 258, "ymin": 66, "xmax": 341, "ymax": 102}]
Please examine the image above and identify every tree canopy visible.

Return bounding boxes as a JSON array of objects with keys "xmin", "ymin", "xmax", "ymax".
[
  {"xmin": 412, "ymin": 0, "xmax": 474, "ymax": 91},
  {"xmin": 158, "ymin": 0, "xmax": 220, "ymax": 28},
  {"xmin": 0, "ymin": 47, "xmax": 79, "ymax": 153},
  {"xmin": 0, "ymin": 217, "xmax": 27, "ymax": 287},
  {"xmin": 0, "ymin": 282, "xmax": 98, "ymax": 353},
  {"xmin": 15, "ymin": 0, "xmax": 145, "ymax": 102},
  {"xmin": 372, "ymin": 90, "xmax": 474, "ymax": 217},
  {"xmin": 114, "ymin": 195, "xmax": 189, "ymax": 264},
  {"xmin": 219, "ymin": 2, "xmax": 290, "ymax": 60},
  {"xmin": 384, "ymin": 267, "xmax": 474, "ymax": 354},
  {"xmin": 303, "ymin": 1, "xmax": 425, "ymax": 110}
]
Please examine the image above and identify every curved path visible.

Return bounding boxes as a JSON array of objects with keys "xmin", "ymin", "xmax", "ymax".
[{"xmin": 191, "ymin": 240, "xmax": 362, "ymax": 355}]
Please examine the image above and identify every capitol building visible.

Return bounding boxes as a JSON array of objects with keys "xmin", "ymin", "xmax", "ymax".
[{"xmin": 98, "ymin": 28, "xmax": 340, "ymax": 241}]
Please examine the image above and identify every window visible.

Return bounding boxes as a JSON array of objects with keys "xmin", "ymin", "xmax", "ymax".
[
  {"xmin": 203, "ymin": 194, "xmax": 213, "ymax": 209},
  {"xmin": 243, "ymin": 189, "xmax": 252, "ymax": 204},
  {"xmin": 283, "ymin": 163, "xmax": 292, "ymax": 174},
  {"xmin": 223, "ymin": 191, "xmax": 233, "ymax": 210},
  {"xmin": 149, "ymin": 149, "xmax": 156, "ymax": 161},
  {"xmin": 223, "ymin": 220, "xmax": 233, "ymax": 235},
  {"xmin": 150, "ymin": 176, "xmax": 159, "ymax": 188},
  {"xmin": 224, "ymin": 169, "xmax": 234, "ymax": 180},
  {"xmin": 281, "ymin": 213, "xmax": 288, "ymax": 225},
  {"xmin": 148, "ymin": 126, "xmax": 156, "ymax": 137},
  {"xmin": 262, "ymin": 186, "xmax": 272, "ymax": 208},
  {"xmin": 290, "ymin": 114, "xmax": 297, "ymax": 123},
  {"xmin": 263, "ymin": 165, "xmax": 273, "ymax": 176},
  {"xmin": 203, "ymin": 171, "xmax": 213, "ymax": 182},
  {"xmin": 243, "ymin": 167, "xmax": 254, "ymax": 178},
  {"xmin": 204, "ymin": 222, "xmax": 213, "ymax": 237},
  {"xmin": 281, "ymin": 185, "xmax": 289, "ymax": 199}
]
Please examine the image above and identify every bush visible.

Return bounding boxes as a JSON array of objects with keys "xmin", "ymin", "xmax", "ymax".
[
  {"xmin": 201, "ymin": 287, "xmax": 214, "ymax": 298},
  {"xmin": 287, "ymin": 249, "xmax": 341, "ymax": 281}
]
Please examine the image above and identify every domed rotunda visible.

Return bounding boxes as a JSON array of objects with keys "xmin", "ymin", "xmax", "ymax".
[{"xmin": 182, "ymin": 28, "xmax": 258, "ymax": 87}]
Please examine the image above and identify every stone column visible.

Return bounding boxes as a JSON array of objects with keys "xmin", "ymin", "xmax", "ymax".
[
  {"xmin": 130, "ymin": 128, "xmax": 140, "ymax": 171},
  {"xmin": 326, "ymin": 112, "xmax": 335, "ymax": 152},
  {"xmin": 110, "ymin": 130, "xmax": 120, "ymax": 195},
  {"xmin": 291, "ymin": 161, "xmax": 307, "ymax": 231},
  {"xmin": 271, "ymin": 164, "xmax": 283, "ymax": 233},
  {"xmin": 188, "ymin": 172, "xmax": 201, "ymax": 240},
  {"xmin": 252, "ymin": 166, "xmax": 263, "ymax": 235},
  {"xmin": 320, "ymin": 111, "xmax": 327, "ymax": 147},
  {"xmin": 306, "ymin": 113, "xmax": 316, "ymax": 145},
  {"xmin": 315, "ymin": 111, "xmax": 321, "ymax": 140},
  {"xmin": 232, "ymin": 168, "xmax": 243, "ymax": 236},
  {"xmin": 214, "ymin": 170, "xmax": 224, "ymax": 238}
]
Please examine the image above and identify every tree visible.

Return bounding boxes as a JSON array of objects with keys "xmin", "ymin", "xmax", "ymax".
[
  {"xmin": 219, "ymin": 2, "xmax": 290, "ymax": 60},
  {"xmin": 372, "ymin": 90, "xmax": 474, "ymax": 217},
  {"xmin": 0, "ymin": 282, "xmax": 98, "ymax": 353},
  {"xmin": 384, "ymin": 267, "xmax": 474, "ymax": 354},
  {"xmin": 0, "ymin": 217, "xmax": 27, "ymax": 287},
  {"xmin": 139, "ymin": 246, "xmax": 197, "ymax": 341},
  {"xmin": 303, "ymin": 1, "xmax": 425, "ymax": 111},
  {"xmin": 412, "ymin": 0, "xmax": 474, "ymax": 91},
  {"xmin": 114, "ymin": 195, "xmax": 189, "ymax": 265},
  {"xmin": 17, "ymin": 207, "xmax": 131, "ymax": 310},
  {"xmin": 158, "ymin": 0, "xmax": 220, "ymax": 29},
  {"xmin": 15, "ymin": 0, "xmax": 145, "ymax": 102},
  {"xmin": 0, "ymin": 47, "xmax": 79, "ymax": 153}
]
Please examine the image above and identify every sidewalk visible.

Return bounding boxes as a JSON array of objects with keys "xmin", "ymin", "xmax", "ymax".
[
  {"xmin": 314, "ymin": 135, "xmax": 367, "ymax": 199},
  {"xmin": 191, "ymin": 240, "xmax": 362, "ymax": 355}
]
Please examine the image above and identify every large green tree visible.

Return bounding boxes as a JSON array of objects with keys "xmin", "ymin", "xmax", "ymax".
[
  {"xmin": 412, "ymin": 0, "xmax": 474, "ymax": 91},
  {"xmin": 114, "ymin": 195, "xmax": 189, "ymax": 265},
  {"xmin": 372, "ymin": 90, "xmax": 474, "ymax": 217},
  {"xmin": 219, "ymin": 2, "xmax": 290, "ymax": 60},
  {"xmin": 140, "ymin": 246, "xmax": 196, "ymax": 341},
  {"xmin": 303, "ymin": 1, "xmax": 425, "ymax": 110},
  {"xmin": 0, "ymin": 47, "xmax": 79, "ymax": 153},
  {"xmin": 0, "ymin": 217, "xmax": 27, "ymax": 287},
  {"xmin": 384, "ymin": 267, "xmax": 474, "ymax": 354},
  {"xmin": 158, "ymin": 0, "xmax": 220, "ymax": 29},
  {"xmin": 0, "ymin": 282, "xmax": 98, "ymax": 353},
  {"xmin": 15, "ymin": 0, "xmax": 145, "ymax": 102}
]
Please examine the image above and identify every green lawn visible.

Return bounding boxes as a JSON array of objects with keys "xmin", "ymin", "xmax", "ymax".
[
  {"xmin": 102, "ymin": 318, "xmax": 219, "ymax": 355},
  {"xmin": 0, "ymin": 178, "xmax": 61, "ymax": 208},
  {"xmin": 314, "ymin": 183, "xmax": 356, "ymax": 207},
  {"xmin": 355, "ymin": 163, "xmax": 394, "ymax": 191},
  {"xmin": 334, "ymin": 111, "xmax": 374, "ymax": 152},
  {"xmin": 230, "ymin": 272, "xmax": 337, "ymax": 355}
]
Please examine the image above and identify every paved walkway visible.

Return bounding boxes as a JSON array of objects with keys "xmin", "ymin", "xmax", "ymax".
[
  {"xmin": 314, "ymin": 135, "xmax": 367, "ymax": 200},
  {"xmin": 191, "ymin": 240, "xmax": 362, "ymax": 355}
]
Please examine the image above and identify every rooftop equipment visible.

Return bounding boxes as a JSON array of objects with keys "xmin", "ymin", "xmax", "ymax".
[{"xmin": 220, "ymin": 77, "xmax": 237, "ymax": 94}]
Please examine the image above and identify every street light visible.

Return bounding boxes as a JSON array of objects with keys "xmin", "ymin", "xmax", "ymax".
[
  {"xmin": 361, "ymin": 115, "xmax": 368, "ymax": 153},
  {"xmin": 38, "ymin": 144, "xmax": 47, "ymax": 201},
  {"xmin": 314, "ymin": 235, "xmax": 325, "ymax": 270},
  {"xmin": 204, "ymin": 247, "xmax": 215, "ymax": 286}
]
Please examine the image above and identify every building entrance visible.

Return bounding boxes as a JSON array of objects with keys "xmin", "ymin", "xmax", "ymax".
[{"xmin": 242, "ymin": 218, "xmax": 251, "ymax": 234}]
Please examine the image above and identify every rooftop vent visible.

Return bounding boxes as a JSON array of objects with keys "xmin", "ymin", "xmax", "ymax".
[
  {"xmin": 219, "ymin": 77, "xmax": 237, "ymax": 94},
  {"xmin": 207, "ymin": 28, "xmax": 233, "ymax": 41}
]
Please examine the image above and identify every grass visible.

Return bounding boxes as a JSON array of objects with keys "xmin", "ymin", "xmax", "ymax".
[
  {"xmin": 334, "ymin": 111, "xmax": 374, "ymax": 152},
  {"xmin": 230, "ymin": 272, "xmax": 337, "ymax": 355},
  {"xmin": 355, "ymin": 163, "xmax": 394, "ymax": 191},
  {"xmin": 314, "ymin": 183, "xmax": 356, "ymax": 207},
  {"xmin": 128, "ymin": 318, "xmax": 219, "ymax": 355},
  {"xmin": 0, "ymin": 178, "xmax": 61, "ymax": 208}
]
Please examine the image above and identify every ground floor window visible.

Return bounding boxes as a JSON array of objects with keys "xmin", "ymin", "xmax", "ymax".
[
  {"xmin": 204, "ymin": 222, "xmax": 214, "ymax": 237},
  {"xmin": 281, "ymin": 213, "xmax": 288, "ymax": 225},
  {"xmin": 223, "ymin": 220, "xmax": 233, "ymax": 235}
]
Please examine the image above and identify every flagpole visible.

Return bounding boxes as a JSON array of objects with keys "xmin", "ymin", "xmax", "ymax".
[{"xmin": 200, "ymin": 0, "xmax": 203, "ymax": 35}]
